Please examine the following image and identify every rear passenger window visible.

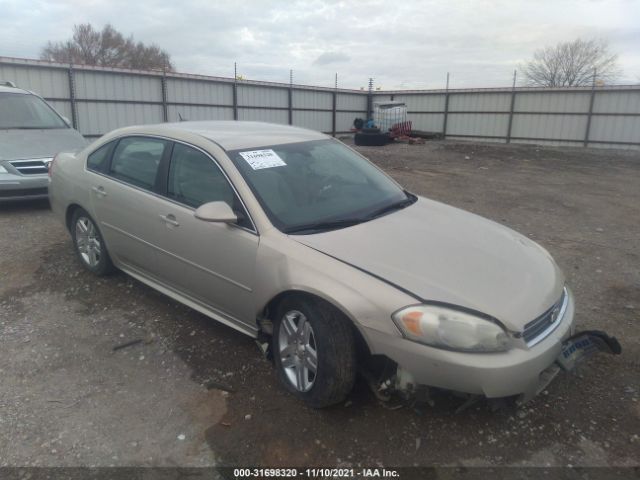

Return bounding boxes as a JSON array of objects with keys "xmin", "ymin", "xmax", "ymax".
[
  {"xmin": 110, "ymin": 137, "xmax": 168, "ymax": 190},
  {"xmin": 87, "ymin": 142, "xmax": 113, "ymax": 173}
]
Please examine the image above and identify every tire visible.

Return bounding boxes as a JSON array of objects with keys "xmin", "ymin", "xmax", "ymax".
[
  {"xmin": 354, "ymin": 132, "xmax": 389, "ymax": 146},
  {"xmin": 361, "ymin": 127, "xmax": 381, "ymax": 134},
  {"xmin": 71, "ymin": 208, "xmax": 115, "ymax": 276},
  {"xmin": 272, "ymin": 295, "xmax": 356, "ymax": 408}
]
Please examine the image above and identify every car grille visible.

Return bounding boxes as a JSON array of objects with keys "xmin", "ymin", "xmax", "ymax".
[
  {"xmin": 523, "ymin": 288, "xmax": 568, "ymax": 346},
  {"xmin": 9, "ymin": 158, "xmax": 52, "ymax": 175}
]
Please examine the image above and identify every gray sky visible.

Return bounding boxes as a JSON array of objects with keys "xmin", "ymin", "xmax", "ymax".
[{"xmin": 1, "ymin": 0, "xmax": 639, "ymax": 89}]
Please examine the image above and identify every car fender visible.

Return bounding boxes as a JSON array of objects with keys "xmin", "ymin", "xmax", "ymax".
[{"xmin": 253, "ymin": 233, "xmax": 416, "ymax": 346}]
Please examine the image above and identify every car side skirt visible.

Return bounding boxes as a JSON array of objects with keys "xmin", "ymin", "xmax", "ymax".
[{"xmin": 117, "ymin": 262, "xmax": 259, "ymax": 338}]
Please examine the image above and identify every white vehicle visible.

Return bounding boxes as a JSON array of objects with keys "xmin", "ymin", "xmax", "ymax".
[{"xmin": 0, "ymin": 82, "xmax": 86, "ymax": 202}]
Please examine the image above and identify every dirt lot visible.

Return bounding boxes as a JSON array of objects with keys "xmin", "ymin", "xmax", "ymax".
[{"xmin": 1, "ymin": 140, "xmax": 639, "ymax": 468}]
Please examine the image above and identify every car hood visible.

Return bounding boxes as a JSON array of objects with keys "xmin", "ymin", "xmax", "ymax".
[
  {"xmin": 291, "ymin": 197, "xmax": 564, "ymax": 330},
  {"xmin": 0, "ymin": 128, "xmax": 87, "ymax": 160}
]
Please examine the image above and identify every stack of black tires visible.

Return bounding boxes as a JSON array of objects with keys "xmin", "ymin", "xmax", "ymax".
[{"xmin": 354, "ymin": 127, "xmax": 390, "ymax": 146}]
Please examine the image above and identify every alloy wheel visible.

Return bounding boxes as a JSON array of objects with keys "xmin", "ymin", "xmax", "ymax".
[
  {"xmin": 278, "ymin": 310, "xmax": 318, "ymax": 392},
  {"xmin": 75, "ymin": 216, "xmax": 102, "ymax": 268}
]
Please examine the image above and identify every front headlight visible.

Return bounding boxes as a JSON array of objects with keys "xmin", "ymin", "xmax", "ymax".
[{"xmin": 392, "ymin": 305, "xmax": 510, "ymax": 352}]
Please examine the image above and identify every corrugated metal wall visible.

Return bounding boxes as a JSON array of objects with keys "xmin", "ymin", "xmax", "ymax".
[
  {"xmin": 2, "ymin": 57, "xmax": 639, "ymax": 149},
  {"xmin": 0, "ymin": 58, "xmax": 366, "ymax": 139},
  {"xmin": 336, "ymin": 93, "xmax": 367, "ymax": 132},
  {"xmin": 374, "ymin": 86, "xmax": 640, "ymax": 149}
]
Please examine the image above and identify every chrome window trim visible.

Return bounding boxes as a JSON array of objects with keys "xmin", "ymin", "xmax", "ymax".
[
  {"xmin": 83, "ymin": 133, "xmax": 259, "ymax": 236},
  {"xmin": 10, "ymin": 157, "xmax": 53, "ymax": 162}
]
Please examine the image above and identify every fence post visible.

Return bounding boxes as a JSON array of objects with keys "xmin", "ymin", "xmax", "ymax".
[
  {"xmin": 288, "ymin": 69, "xmax": 293, "ymax": 125},
  {"xmin": 160, "ymin": 72, "xmax": 168, "ymax": 122},
  {"xmin": 506, "ymin": 69, "xmax": 517, "ymax": 143},
  {"xmin": 332, "ymin": 73, "xmax": 337, "ymax": 137},
  {"xmin": 583, "ymin": 68, "xmax": 597, "ymax": 147},
  {"xmin": 233, "ymin": 62, "xmax": 238, "ymax": 121},
  {"xmin": 367, "ymin": 78, "xmax": 373, "ymax": 120},
  {"xmin": 67, "ymin": 64, "xmax": 78, "ymax": 130},
  {"xmin": 442, "ymin": 72, "xmax": 450, "ymax": 138}
]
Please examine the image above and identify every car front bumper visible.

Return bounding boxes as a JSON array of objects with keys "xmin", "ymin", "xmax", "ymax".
[
  {"xmin": 0, "ymin": 173, "xmax": 49, "ymax": 202},
  {"xmin": 365, "ymin": 293, "xmax": 577, "ymax": 402}
]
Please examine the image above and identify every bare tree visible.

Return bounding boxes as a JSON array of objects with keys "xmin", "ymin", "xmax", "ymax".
[
  {"xmin": 523, "ymin": 39, "xmax": 620, "ymax": 87},
  {"xmin": 40, "ymin": 24, "xmax": 174, "ymax": 71}
]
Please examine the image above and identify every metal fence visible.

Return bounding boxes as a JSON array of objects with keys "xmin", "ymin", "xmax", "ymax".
[
  {"xmin": 375, "ymin": 85, "xmax": 640, "ymax": 150},
  {"xmin": 2, "ymin": 56, "xmax": 639, "ymax": 150},
  {"xmin": 0, "ymin": 57, "xmax": 367, "ymax": 139}
]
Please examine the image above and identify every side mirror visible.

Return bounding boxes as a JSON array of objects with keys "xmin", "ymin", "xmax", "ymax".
[
  {"xmin": 194, "ymin": 201, "xmax": 238, "ymax": 224},
  {"xmin": 60, "ymin": 116, "xmax": 72, "ymax": 127}
]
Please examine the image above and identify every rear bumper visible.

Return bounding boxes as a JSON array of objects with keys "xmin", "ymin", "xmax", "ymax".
[
  {"xmin": 0, "ymin": 174, "xmax": 49, "ymax": 202},
  {"xmin": 365, "ymin": 293, "xmax": 576, "ymax": 401}
]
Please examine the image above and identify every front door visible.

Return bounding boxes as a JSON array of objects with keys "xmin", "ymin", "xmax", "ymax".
[{"xmin": 152, "ymin": 142, "xmax": 259, "ymax": 330}]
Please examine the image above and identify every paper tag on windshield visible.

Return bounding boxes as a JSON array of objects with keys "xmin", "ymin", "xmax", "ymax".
[{"xmin": 239, "ymin": 149, "xmax": 286, "ymax": 170}]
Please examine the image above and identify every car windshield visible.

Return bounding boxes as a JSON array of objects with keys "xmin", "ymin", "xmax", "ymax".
[
  {"xmin": 0, "ymin": 92, "xmax": 67, "ymax": 129},
  {"xmin": 228, "ymin": 139, "xmax": 413, "ymax": 234}
]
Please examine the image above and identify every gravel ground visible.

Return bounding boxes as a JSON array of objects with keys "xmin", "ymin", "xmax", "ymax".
[{"xmin": 0, "ymin": 139, "xmax": 638, "ymax": 468}]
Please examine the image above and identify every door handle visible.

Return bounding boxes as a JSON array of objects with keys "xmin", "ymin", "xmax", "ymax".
[
  {"xmin": 91, "ymin": 186, "xmax": 107, "ymax": 197},
  {"xmin": 159, "ymin": 214, "xmax": 180, "ymax": 227}
]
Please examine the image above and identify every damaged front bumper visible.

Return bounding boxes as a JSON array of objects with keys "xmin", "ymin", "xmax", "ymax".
[
  {"xmin": 363, "ymin": 294, "xmax": 622, "ymax": 405},
  {"xmin": 556, "ymin": 330, "xmax": 622, "ymax": 371},
  {"xmin": 373, "ymin": 329, "xmax": 622, "ymax": 406}
]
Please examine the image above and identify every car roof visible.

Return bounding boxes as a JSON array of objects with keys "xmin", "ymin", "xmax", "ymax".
[
  {"xmin": 113, "ymin": 121, "xmax": 328, "ymax": 151},
  {"xmin": 0, "ymin": 84, "xmax": 31, "ymax": 95}
]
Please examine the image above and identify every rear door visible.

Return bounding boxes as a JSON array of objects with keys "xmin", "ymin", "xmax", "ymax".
[
  {"xmin": 89, "ymin": 136, "xmax": 170, "ymax": 279},
  {"xmin": 152, "ymin": 141, "xmax": 259, "ymax": 330}
]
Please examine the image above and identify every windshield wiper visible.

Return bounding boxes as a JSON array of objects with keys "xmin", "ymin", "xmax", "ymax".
[
  {"xmin": 284, "ymin": 192, "xmax": 417, "ymax": 234},
  {"xmin": 284, "ymin": 217, "xmax": 366, "ymax": 234},
  {"xmin": 364, "ymin": 192, "xmax": 417, "ymax": 220}
]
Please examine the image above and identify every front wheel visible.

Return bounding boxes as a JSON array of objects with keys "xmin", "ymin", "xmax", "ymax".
[
  {"xmin": 272, "ymin": 296, "xmax": 356, "ymax": 408},
  {"xmin": 71, "ymin": 208, "xmax": 115, "ymax": 276}
]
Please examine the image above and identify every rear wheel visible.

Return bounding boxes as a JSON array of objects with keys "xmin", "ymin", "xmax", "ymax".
[
  {"xmin": 272, "ymin": 296, "xmax": 356, "ymax": 408},
  {"xmin": 71, "ymin": 208, "xmax": 114, "ymax": 276}
]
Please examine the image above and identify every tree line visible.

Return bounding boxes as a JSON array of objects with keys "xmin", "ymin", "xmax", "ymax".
[{"xmin": 40, "ymin": 24, "xmax": 174, "ymax": 72}]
